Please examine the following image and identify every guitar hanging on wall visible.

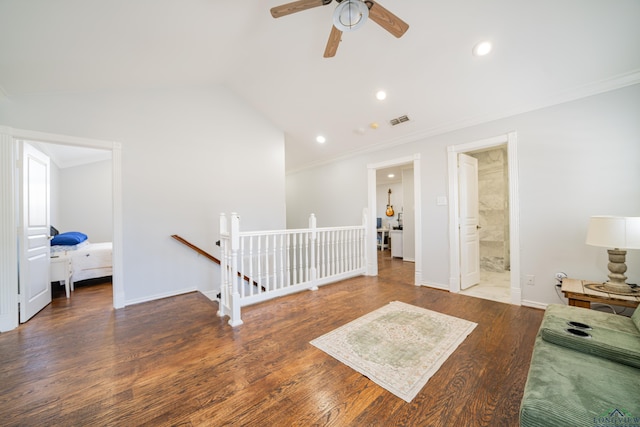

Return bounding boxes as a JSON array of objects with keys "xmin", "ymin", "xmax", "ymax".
[{"xmin": 386, "ymin": 189, "xmax": 395, "ymax": 217}]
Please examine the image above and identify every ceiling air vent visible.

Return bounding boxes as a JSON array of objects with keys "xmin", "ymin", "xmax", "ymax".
[{"xmin": 389, "ymin": 115, "xmax": 410, "ymax": 126}]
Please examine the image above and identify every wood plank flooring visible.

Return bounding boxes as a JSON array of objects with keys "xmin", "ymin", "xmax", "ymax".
[{"xmin": 0, "ymin": 252, "xmax": 543, "ymax": 426}]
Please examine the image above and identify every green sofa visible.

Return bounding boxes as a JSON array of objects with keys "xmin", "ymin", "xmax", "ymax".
[{"xmin": 520, "ymin": 304, "xmax": 640, "ymax": 427}]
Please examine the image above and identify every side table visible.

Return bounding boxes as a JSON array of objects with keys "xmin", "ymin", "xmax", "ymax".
[
  {"xmin": 50, "ymin": 255, "xmax": 73, "ymax": 298},
  {"xmin": 561, "ymin": 278, "xmax": 640, "ymax": 309}
]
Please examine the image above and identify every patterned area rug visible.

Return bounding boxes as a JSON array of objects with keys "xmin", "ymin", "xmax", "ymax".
[{"xmin": 310, "ymin": 301, "xmax": 477, "ymax": 402}]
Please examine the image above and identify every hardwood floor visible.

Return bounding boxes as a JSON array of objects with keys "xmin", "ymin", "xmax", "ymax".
[{"xmin": 0, "ymin": 252, "xmax": 543, "ymax": 426}]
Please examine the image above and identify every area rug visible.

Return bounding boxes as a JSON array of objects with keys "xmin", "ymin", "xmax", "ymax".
[{"xmin": 310, "ymin": 301, "xmax": 477, "ymax": 402}]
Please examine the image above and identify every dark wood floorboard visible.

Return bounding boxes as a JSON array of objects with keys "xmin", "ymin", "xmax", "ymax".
[{"xmin": 0, "ymin": 252, "xmax": 543, "ymax": 426}]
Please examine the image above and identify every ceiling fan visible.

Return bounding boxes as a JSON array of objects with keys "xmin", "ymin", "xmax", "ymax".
[{"xmin": 270, "ymin": 0, "xmax": 409, "ymax": 58}]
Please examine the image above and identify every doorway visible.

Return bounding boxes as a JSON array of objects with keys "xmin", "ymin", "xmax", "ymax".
[
  {"xmin": 0, "ymin": 127, "xmax": 123, "ymax": 332},
  {"xmin": 459, "ymin": 146, "xmax": 511, "ymax": 303},
  {"xmin": 36, "ymin": 141, "xmax": 114, "ymax": 300},
  {"xmin": 447, "ymin": 132, "xmax": 521, "ymax": 305},
  {"xmin": 367, "ymin": 154, "xmax": 422, "ymax": 284}
]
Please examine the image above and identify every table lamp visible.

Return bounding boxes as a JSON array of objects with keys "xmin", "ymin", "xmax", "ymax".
[{"xmin": 585, "ymin": 216, "xmax": 640, "ymax": 293}]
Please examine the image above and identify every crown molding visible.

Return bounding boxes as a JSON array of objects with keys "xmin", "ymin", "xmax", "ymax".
[{"xmin": 286, "ymin": 69, "xmax": 640, "ymax": 175}]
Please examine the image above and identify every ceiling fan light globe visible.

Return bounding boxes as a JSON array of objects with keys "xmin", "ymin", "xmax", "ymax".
[{"xmin": 333, "ymin": 0, "xmax": 369, "ymax": 32}]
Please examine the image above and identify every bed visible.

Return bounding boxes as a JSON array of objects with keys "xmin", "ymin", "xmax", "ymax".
[{"xmin": 50, "ymin": 231, "xmax": 113, "ymax": 285}]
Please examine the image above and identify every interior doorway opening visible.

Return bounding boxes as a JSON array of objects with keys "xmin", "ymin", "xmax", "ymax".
[
  {"xmin": 447, "ymin": 132, "xmax": 521, "ymax": 305},
  {"xmin": 34, "ymin": 141, "xmax": 114, "ymax": 303},
  {"xmin": 459, "ymin": 145, "xmax": 511, "ymax": 304},
  {"xmin": 0, "ymin": 126, "xmax": 123, "ymax": 332},
  {"xmin": 367, "ymin": 154, "xmax": 422, "ymax": 285}
]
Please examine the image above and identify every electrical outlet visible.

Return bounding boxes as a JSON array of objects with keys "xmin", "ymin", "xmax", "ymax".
[
  {"xmin": 526, "ymin": 275, "xmax": 535, "ymax": 286},
  {"xmin": 555, "ymin": 272, "xmax": 568, "ymax": 281}
]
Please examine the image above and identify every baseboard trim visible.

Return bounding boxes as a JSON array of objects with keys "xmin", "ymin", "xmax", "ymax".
[
  {"xmin": 511, "ymin": 287, "xmax": 522, "ymax": 306},
  {"xmin": 521, "ymin": 299, "xmax": 548, "ymax": 310},
  {"xmin": 124, "ymin": 287, "xmax": 198, "ymax": 307},
  {"xmin": 200, "ymin": 290, "xmax": 219, "ymax": 302},
  {"xmin": 419, "ymin": 281, "xmax": 449, "ymax": 291}
]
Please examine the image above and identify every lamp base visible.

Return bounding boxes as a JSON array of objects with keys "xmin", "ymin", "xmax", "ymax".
[
  {"xmin": 602, "ymin": 280, "xmax": 634, "ymax": 294},
  {"xmin": 603, "ymin": 248, "xmax": 632, "ymax": 293}
]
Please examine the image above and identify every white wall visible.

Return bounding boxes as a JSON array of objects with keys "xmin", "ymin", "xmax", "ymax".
[
  {"xmin": 286, "ymin": 160, "xmax": 368, "ymax": 229},
  {"xmin": 57, "ymin": 159, "xmax": 113, "ymax": 243},
  {"xmin": 286, "ymin": 84, "xmax": 640, "ymax": 306},
  {"xmin": 0, "ymin": 85, "xmax": 286, "ymax": 304}
]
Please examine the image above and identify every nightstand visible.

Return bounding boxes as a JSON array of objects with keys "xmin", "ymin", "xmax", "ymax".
[
  {"xmin": 50, "ymin": 255, "xmax": 73, "ymax": 298},
  {"xmin": 561, "ymin": 277, "xmax": 640, "ymax": 309}
]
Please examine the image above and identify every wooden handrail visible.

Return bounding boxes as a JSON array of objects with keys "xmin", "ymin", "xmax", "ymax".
[
  {"xmin": 171, "ymin": 235, "xmax": 220, "ymax": 264},
  {"xmin": 171, "ymin": 234, "xmax": 263, "ymax": 291}
]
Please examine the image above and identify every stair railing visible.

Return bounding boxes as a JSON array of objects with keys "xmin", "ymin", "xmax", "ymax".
[
  {"xmin": 218, "ymin": 210, "xmax": 368, "ymax": 327},
  {"xmin": 171, "ymin": 234, "xmax": 261, "ymax": 295}
]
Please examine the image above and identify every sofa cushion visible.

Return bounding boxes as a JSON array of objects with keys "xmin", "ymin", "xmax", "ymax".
[
  {"xmin": 540, "ymin": 314, "xmax": 640, "ymax": 368},
  {"xmin": 520, "ymin": 335, "xmax": 640, "ymax": 427},
  {"xmin": 520, "ymin": 304, "xmax": 640, "ymax": 427},
  {"xmin": 545, "ymin": 304, "xmax": 640, "ymax": 336}
]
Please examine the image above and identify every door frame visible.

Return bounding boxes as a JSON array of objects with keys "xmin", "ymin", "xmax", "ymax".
[
  {"xmin": 366, "ymin": 154, "xmax": 422, "ymax": 285},
  {"xmin": 447, "ymin": 132, "xmax": 521, "ymax": 305},
  {"xmin": 0, "ymin": 126, "xmax": 124, "ymax": 332}
]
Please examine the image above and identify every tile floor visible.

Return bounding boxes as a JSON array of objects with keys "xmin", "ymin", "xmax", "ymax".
[{"xmin": 459, "ymin": 270, "xmax": 511, "ymax": 304}]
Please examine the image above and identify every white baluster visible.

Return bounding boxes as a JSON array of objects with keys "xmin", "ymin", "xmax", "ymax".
[
  {"xmin": 248, "ymin": 237, "xmax": 255, "ymax": 295},
  {"xmin": 293, "ymin": 232, "xmax": 299, "ymax": 285},
  {"xmin": 278, "ymin": 234, "xmax": 285, "ymax": 289},
  {"xmin": 337, "ymin": 229, "xmax": 342, "ymax": 274},
  {"xmin": 265, "ymin": 233, "xmax": 270, "ymax": 291},
  {"xmin": 309, "ymin": 214, "xmax": 317, "ymax": 290},
  {"xmin": 256, "ymin": 235, "xmax": 260, "ymax": 291},
  {"xmin": 347, "ymin": 229, "xmax": 351, "ymax": 271},
  {"xmin": 239, "ymin": 236, "xmax": 246, "ymax": 298},
  {"xmin": 322, "ymin": 231, "xmax": 327, "ymax": 278}
]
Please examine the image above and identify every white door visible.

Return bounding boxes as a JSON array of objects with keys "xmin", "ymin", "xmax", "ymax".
[
  {"xmin": 459, "ymin": 153, "xmax": 480, "ymax": 290},
  {"xmin": 19, "ymin": 142, "xmax": 52, "ymax": 323}
]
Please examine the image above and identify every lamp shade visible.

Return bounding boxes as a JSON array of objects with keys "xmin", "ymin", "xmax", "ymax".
[{"xmin": 585, "ymin": 216, "xmax": 640, "ymax": 249}]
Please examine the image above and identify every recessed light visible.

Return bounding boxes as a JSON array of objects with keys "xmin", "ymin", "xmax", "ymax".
[
  {"xmin": 472, "ymin": 41, "xmax": 492, "ymax": 56},
  {"xmin": 370, "ymin": 122, "xmax": 379, "ymax": 129},
  {"xmin": 316, "ymin": 135, "xmax": 326, "ymax": 143},
  {"xmin": 376, "ymin": 90, "xmax": 387, "ymax": 101},
  {"xmin": 388, "ymin": 174, "xmax": 395, "ymax": 178}
]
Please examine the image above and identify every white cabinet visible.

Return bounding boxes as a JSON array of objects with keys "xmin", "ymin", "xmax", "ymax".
[
  {"xmin": 390, "ymin": 230, "xmax": 403, "ymax": 258},
  {"xmin": 50, "ymin": 255, "xmax": 73, "ymax": 298}
]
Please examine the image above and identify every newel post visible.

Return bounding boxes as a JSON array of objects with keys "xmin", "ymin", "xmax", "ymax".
[
  {"xmin": 228, "ymin": 213, "xmax": 243, "ymax": 327},
  {"xmin": 217, "ymin": 213, "xmax": 228, "ymax": 319},
  {"xmin": 309, "ymin": 213, "xmax": 318, "ymax": 291}
]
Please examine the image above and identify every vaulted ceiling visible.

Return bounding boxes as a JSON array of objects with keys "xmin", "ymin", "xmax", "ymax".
[{"xmin": 1, "ymin": 0, "xmax": 639, "ymax": 172}]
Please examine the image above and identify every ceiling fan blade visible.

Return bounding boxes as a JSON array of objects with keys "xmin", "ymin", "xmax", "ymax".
[
  {"xmin": 324, "ymin": 25, "xmax": 342, "ymax": 58},
  {"xmin": 271, "ymin": 0, "xmax": 332, "ymax": 18},
  {"xmin": 365, "ymin": 0, "xmax": 409, "ymax": 38}
]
